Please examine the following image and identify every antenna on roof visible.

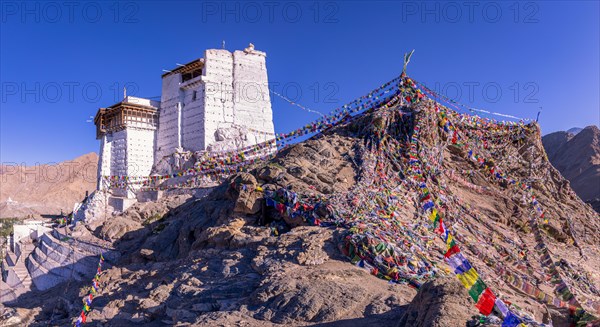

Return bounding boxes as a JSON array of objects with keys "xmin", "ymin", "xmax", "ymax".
[
  {"xmin": 222, "ymin": 40, "xmax": 225, "ymax": 49},
  {"xmin": 123, "ymin": 86, "xmax": 127, "ymax": 100},
  {"xmin": 536, "ymin": 107, "xmax": 542, "ymax": 122},
  {"xmin": 162, "ymin": 69, "xmax": 173, "ymax": 73},
  {"xmin": 402, "ymin": 49, "xmax": 415, "ymax": 77},
  {"xmin": 176, "ymin": 63, "xmax": 186, "ymax": 67}
]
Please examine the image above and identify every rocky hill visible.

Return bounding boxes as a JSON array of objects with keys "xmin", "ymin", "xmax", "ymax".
[
  {"xmin": 0, "ymin": 153, "xmax": 98, "ymax": 218},
  {"xmin": 543, "ymin": 126, "xmax": 600, "ymax": 213},
  {"xmin": 2, "ymin": 80, "xmax": 599, "ymax": 327}
]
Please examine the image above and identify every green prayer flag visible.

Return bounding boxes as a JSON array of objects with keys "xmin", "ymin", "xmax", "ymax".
[{"xmin": 468, "ymin": 278, "xmax": 487, "ymax": 302}]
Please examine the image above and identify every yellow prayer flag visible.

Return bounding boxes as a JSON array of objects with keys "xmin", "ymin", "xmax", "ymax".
[
  {"xmin": 457, "ymin": 268, "xmax": 479, "ymax": 289},
  {"xmin": 446, "ymin": 234, "xmax": 454, "ymax": 249},
  {"xmin": 428, "ymin": 209, "xmax": 438, "ymax": 222}
]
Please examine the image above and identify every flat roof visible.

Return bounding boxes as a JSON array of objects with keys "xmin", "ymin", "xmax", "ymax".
[{"xmin": 162, "ymin": 58, "xmax": 204, "ymax": 78}]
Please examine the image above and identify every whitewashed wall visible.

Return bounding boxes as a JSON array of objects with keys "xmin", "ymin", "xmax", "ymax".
[
  {"xmin": 97, "ymin": 134, "xmax": 112, "ymax": 190},
  {"xmin": 156, "ymin": 74, "xmax": 182, "ymax": 161},
  {"xmin": 181, "ymin": 85, "xmax": 206, "ymax": 151},
  {"xmin": 126, "ymin": 128, "xmax": 156, "ymax": 177},
  {"xmin": 109, "ymin": 130, "xmax": 127, "ymax": 177},
  {"xmin": 202, "ymin": 49, "xmax": 235, "ymax": 149},
  {"xmin": 125, "ymin": 96, "xmax": 160, "ymax": 108},
  {"xmin": 232, "ymin": 49, "xmax": 275, "ymax": 146},
  {"xmin": 154, "ymin": 46, "xmax": 275, "ymax": 165}
]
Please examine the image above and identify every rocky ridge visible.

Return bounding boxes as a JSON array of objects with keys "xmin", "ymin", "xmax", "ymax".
[
  {"xmin": 3, "ymin": 93, "xmax": 600, "ymax": 327},
  {"xmin": 542, "ymin": 126, "xmax": 600, "ymax": 213}
]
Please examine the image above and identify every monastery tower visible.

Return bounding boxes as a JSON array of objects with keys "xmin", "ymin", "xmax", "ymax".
[
  {"xmin": 156, "ymin": 44, "xmax": 274, "ymax": 160},
  {"xmin": 94, "ymin": 44, "xmax": 275, "ymax": 210}
]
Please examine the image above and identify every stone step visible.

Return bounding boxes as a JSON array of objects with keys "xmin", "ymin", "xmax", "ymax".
[
  {"xmin": 40, "ymin": 235, "xmax": 98, "ymax": 270},
  {"xmin": 26, "ymin": 255, "xmax": 70, "ymax": 291},
  {"xmin": 6, "ymin": 265, "xmax": 32, "ymax": 292},
  {"xmin": 29, "ymin": 245, "xmax": 90, "ymax": 282}
]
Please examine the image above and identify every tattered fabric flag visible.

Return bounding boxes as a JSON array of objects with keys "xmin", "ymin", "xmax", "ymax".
[
  {"xmin": 468, "ymin": 278, "xmax": 487, "ymax": 302},
  {"xmin": 457, "ymin": 267, "xmax": 480, "ymax": 289},
  {"xmin": 475, "ymin": 288, "xmax": 497, "ymax": 316},
  {"xmin": 446, "ymin": 252, "xmax": 469, "ymax": 272},
  {"xmin": 501, "ymin": 311, "xmax": 522, "ymax": 327},
  {"xmin": 494, "ymin": 298, "xmax": 510, "ymax": 317},
  {"xmin": 451, "ymin": 256, "xmax": 472, "ymax": 275},
  {"xmin": 444, "ymin": 244, "xmax": 461, "ymax": 258},
  {"xmin": 434, "ymin": 218, "xmax": 446, "ymax": 235},
  {"xmin": 445, "ymin": 233, "xmax": 456, "ymax": 250},
  {"xmin": 428, "ymin": 208, "xmax": 438, "ymax": 223}
]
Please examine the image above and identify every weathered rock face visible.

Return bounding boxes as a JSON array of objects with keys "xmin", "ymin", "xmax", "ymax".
[
  {"xmin": 4, "ymin": 102, "xmax": 600, "ymax": 327},
  {"xmin": 230, "ymin": 173, "xmax": 263, "ymax": 215},
  {"xmin": 543, "ymin": 125, "xmax": 600, "ymax": 213},
  {"xmin": 261, "ymin": 135, "xmax": 359, "ymax": 195},
  {"xmin": 97, "ymin": 194, "xmax": 190, "ymax": 241},
  {"xmin": 397, "ymin": 277, "xmax": 479, "ymax": 327}
]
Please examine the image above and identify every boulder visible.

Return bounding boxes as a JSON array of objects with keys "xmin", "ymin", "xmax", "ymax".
[
  {"xmin": 397, "ymin": 277, "xmax": 478, "ymax": 327},
  {"xmin": 229, "ymin": 173, "xmax": 263, "ymax": 215},
  {"xmin": 258, "ymin": 165, "xmax": 284, "ymax": 182},
  {"xmin": 100, "ymin": 216, "xmax": 144, "ymax": 241}
]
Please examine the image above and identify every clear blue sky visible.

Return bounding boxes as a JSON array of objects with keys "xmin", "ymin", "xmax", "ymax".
[{"xmin": 1, "ymin": 1, "xmax": 598, "ymax": 164}]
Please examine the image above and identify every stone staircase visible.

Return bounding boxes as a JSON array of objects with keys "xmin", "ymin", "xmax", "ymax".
[
  {"xmin": 2, "ymin": 230, "xmax": 118, "ymax": 299},
  {"xmin": 3, "ymin": 242, "xmax": 35, "ymax": 296}
]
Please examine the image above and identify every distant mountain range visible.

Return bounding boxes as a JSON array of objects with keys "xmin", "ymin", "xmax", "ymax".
[
  {"xmin": 566, "ymin": 127, "xmax": 583, "ymax": 135},
  {"xmin": 542, "ymin": 126, "xmax": 600, "ymax": 213},
  {"xmin": 0, "ymin": 153, "xmax": 98, "ymax": 218}
]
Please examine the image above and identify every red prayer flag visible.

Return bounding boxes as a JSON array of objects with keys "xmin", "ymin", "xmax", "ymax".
[
  {"xmin": 444, "ymin": 244, "xmax": 460, "ymax": 258},
  {"xmin": 475, "ymin": 288, "xmax": 496, "ymax": 316}
]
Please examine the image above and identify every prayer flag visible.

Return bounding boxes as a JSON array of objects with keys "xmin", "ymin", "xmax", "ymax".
[
  {"xmin": 457, "ymin": 267, "xmax": 479, "ymax": 289},
  {"xmin": 434, "ymin": 219, "xmax": 446, "ymax": 235},
  {"xmin": 445, "ymin": 233, "xmax": 456, "ymax": 250},
  {"xmin": 428, "ymin": 209, "xmax": 438, "ymax": 223},
  {"xmin": 446, "ymin": 252, "xmax": 468, "ymax": 271},
  {"xmin": 444, "ymin": 244, "xmax": 460, "ymax": 258},
  {"xmin": 468, "ymin": 278, "xmax": 487, "ymax": 302},
  {"xmin": 475, "ymin": 288, "xmax": 497, "ymax": 316},
  {"xmin": 495, "ymin": 298, "xmax": 509, "ymax": 317},
  {"xmin": 501, "ymin": 312, "xmax": 522, "ymax": 327}
]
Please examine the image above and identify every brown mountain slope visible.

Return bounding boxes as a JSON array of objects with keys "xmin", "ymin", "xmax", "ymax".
[
  {"xmin": 6, "ymin": 95, "xmax": 600, "ymax": 326},
  {"xmin": 0, "ymin": 153, "xmax": 98, "ymax": 217},
  {"xmin": 543, "ymin": 126, "xmax": 600, "ymax": 212}
]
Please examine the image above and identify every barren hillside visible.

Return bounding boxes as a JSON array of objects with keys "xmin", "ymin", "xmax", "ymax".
[
  {"xmin": 543, "ymin": 126, "xmax": 600, "ymax": 213},
  {"xmin": 0, "ymin": 153, "xmax": 98, "ymax": 218},
  {"xmin": 3, "ymin": 80, "xmax": 599, "ymax": 327}
]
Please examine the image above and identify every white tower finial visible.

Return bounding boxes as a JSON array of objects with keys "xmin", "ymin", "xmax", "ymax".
[
  {"xmin": 123, "ymin": 86, "xmax": 127, "ymax": 100},
  {"xmin": 244, "ymin": 43, "xmax": 255, "ymax": 53}
]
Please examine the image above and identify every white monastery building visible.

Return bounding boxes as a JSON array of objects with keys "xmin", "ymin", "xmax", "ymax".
[{"xmin": 94, "ymin": 44, "xmax": 275, "ymax": 201}]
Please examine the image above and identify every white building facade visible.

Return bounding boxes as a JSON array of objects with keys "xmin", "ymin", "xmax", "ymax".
[
  {"xmin": 94, "ymin": 45, "xmax": 275, "ymax": 205},
  {"xmin": 155, "ymin": 46, "xmax": 274, "ymax": 160}
]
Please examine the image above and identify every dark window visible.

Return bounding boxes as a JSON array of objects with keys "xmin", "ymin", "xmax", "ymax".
[{"xmin": 181, "ymin": 68, "xmax": 202, "ymax": 82}]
